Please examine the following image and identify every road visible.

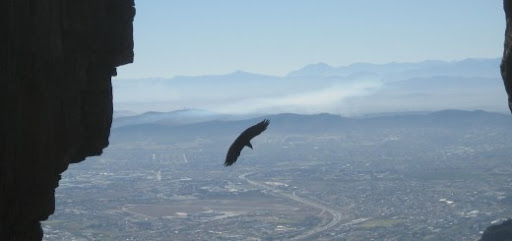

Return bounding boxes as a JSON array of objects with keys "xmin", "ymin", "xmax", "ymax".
[{"xmin": 239, "ymin": 172, "xmax": 343, "ymax": 240}]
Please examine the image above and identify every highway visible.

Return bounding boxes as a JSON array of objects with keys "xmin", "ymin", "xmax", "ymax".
[{"xmin": 239, "ymin": 172, "xmax": 343, "ymax": 240}]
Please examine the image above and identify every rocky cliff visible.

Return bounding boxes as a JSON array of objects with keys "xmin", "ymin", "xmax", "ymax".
[
  {"xmin": 502, "ymin": 0, "xmax": 512, "ymax": 113},
  {"xmin": 480, "ymin": 219, "xmax": 512, "ymax": 241},
  {"xmin": 1, "ymin": 1, "xmax": 135, "ymax": 240}
]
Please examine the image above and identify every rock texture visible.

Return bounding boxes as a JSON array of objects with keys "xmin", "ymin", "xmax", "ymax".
[
  {"xmin": 480, "ymin": 219, "xmax": 512, "ymax": 241},
  {"xmin": 502, "ymin": 0, "xmax": 512, "ymax": 112},
  {"xmin": 1, "ymin": 1, "xmax": 134, "ymax": 240}
]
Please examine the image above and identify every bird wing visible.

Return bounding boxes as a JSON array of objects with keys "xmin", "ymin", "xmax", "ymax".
[
  {"xmin": 238, "ymin": 119, "xmax": 270, "ymax": 142},
  {"xmin": 224, "ymin": 119, "xmax": 270, "ymax": 166},
  {"xmin": 224, "ymin": 140, "xmax": 243, "ymax": 166}
]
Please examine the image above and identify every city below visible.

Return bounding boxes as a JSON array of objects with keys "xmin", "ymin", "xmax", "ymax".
[{"xmin": 43, "ymin": 110, "xmax": 512, "ymax": 240}]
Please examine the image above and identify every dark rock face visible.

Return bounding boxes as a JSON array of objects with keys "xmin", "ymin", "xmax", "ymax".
[
  {"xmin": 501, "ymin": 0, "xmax": 512, "ymax": 112},
  {"xmin": 480, "ymin": 219, "xmax": 512, "ymax": 241},
  {"xmin": 1, "ymin": 1, "xmax": 134, "ymax": 240}
]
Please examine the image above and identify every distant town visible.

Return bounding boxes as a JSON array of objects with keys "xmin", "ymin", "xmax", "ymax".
[{"xmin": 43, "ymin": 110, "xmax": 512, "ymax": 240}]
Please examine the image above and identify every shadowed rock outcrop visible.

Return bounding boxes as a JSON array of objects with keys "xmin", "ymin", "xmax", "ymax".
[
  {"xmin": 502, "ymin": 0, "xmax": 512, "ymax": 112},
  {"xmin": 1, "ymin": 1, "xmax": 134, "ymax": 240},
  {"xmin": 480, "ymin": 219, "xmax": 512, "ymax": 241}
]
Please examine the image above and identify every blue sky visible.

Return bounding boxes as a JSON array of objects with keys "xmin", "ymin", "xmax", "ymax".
[{"xmin": 116, "ymin": 0, "xmax": 504, "ymax": 79}]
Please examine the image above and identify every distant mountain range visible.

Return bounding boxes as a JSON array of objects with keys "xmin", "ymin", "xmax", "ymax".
[
  {"xmin": 113, "ymin": 109, "xmax": 252, "ymax": 128},
  {"xmin": 113, "ymin": 58, "xmax": 507, "ymax": 115},
  {"xmin": 287, "ymin": 58, "xmax": 500, "ymax": 79}
]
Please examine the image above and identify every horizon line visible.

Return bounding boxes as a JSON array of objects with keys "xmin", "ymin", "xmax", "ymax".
[{"xmin": 114, "ymin": 56, "xmax": 501, "ymax": 80}]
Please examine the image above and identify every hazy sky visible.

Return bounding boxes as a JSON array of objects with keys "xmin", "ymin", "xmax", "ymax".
[{"xmin": 116, "ymin": 0, "xmax": 504, "ymax": 79}]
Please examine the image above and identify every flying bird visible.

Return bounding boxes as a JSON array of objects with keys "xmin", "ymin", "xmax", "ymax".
[{"xmin": 224, "ymin": 119, "xmax": 270, "ymax": 166}]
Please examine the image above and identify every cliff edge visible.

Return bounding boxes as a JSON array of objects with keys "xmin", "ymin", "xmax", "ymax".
[{"xmin": 0, "ymin": 1, "xmax": 135, "ymax": 240}]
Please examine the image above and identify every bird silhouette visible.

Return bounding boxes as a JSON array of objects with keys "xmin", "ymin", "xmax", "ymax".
[{"xmin": 224, "ymin": 119, "xmax": 270, "ymax": 166}]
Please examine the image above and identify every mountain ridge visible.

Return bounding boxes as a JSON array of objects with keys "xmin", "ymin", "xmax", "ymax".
[
  {"xmin": 108, "ymin": 109, "xmax": 512, "ymax": 149},
  {"xmin": 112, "ymin": 108, "xmax": 511, "ymax": 131},
  {"xmin": 113, "ymin": 58, "xmax": 506, "ymax": 115}
]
